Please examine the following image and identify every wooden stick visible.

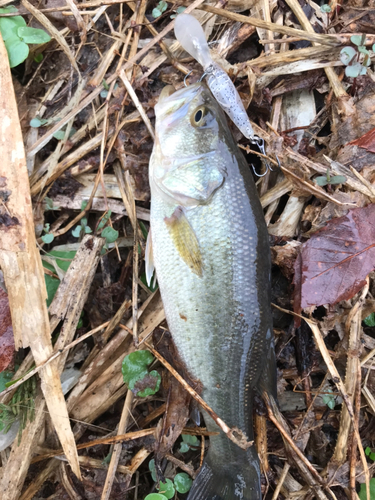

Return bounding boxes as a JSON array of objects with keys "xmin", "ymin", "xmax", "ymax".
[
  {"xmin": 31, "ymin": 426, "xmax": 216, "ymax": 463},
  {"xmin": 101, "ymin": 390, "xmax": 134, "ymax": 500},
  {"xmin": 31, "ymin": 428, "xmax": 156, "ymax": 463}
]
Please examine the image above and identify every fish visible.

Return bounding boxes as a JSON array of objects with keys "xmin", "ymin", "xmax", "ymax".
[{"xmin": 147, "ymin": 82, "xmax": 276, "ymax": 500}]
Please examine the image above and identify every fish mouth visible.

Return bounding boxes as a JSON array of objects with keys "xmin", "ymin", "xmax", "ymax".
[{"xmin": 155, "ymin": 83, "xmax": 203, "ymax": 122}]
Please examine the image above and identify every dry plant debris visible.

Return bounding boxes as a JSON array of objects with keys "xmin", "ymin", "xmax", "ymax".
[{"xmin": 0, "ymin": 0, "xmax": 375, "ymax": 499}]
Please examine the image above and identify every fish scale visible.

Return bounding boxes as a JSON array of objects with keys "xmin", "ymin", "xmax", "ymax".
[{"xmin": 149, "ymin": 82, "xmax": 275, "ymax": 500}]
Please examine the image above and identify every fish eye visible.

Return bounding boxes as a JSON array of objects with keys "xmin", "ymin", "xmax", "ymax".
[
  {"xmin": 195, "ymin": 109, "xmax": 203, "ymax": 121},
  {"xmin": 191, "ymin": 106, "xmax": 207, "ymax": 127}
]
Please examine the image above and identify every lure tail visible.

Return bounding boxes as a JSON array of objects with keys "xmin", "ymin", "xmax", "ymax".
[{"xmin": 187, "ymin": 443, "xmax": 261, "ymax": 500}]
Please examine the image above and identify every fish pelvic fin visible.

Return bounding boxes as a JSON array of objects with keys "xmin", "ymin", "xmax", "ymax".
[
  {"xmin": 145, "ymin": 229, "xmax": 155, "ymax": 287},
  {"xmin": 164, "ymin": 206, "xmax": 203, "ymax": 277},
  {"xmin": 187, "ymin": 448, "xmax": 261, "ymax": 500}
]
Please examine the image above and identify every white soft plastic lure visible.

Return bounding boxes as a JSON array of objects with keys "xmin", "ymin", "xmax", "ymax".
[{"xmin": 174, "ymin": 13, "xmax": 256, "ymax": 141}]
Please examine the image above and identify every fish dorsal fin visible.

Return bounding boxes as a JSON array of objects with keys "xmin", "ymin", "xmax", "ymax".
[
  {"xmin": 145, "ymin": 229, "xmax": 155, "ymax": 286},
  {"xmin": 164, "ymin": 207, "xmax": 203, "ymax": 277}
]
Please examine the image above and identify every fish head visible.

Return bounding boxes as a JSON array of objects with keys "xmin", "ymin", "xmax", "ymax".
[
  {"xmin": 150, "ymin": 83, "xmax": 230, "ymax": 206},
  {"xmin": 153, "ymin": 82, "xmax": 222, "ymax": 161}
]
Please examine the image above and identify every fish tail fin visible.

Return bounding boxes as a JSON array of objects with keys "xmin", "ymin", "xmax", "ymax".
[{"xmin": 187, "ymin": 447, "xmax": 261, "ymax": 500}]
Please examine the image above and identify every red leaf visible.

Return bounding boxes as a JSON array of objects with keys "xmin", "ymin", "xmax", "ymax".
[
  {"xmin": 0, "ymin": 288, "xmax": 15, "ymax": 372},
  {"xmin": 294, "ymin": 204, "xmax": 375, "ymax": 309},
  {"xmin": 349, "ymin": 127, "xmax": 375, "ymax": 153}
]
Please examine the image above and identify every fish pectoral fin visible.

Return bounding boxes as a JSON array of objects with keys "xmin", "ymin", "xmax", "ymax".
[
  {"xmin": 145, "ymin": 229, "xmax": 155, "ymax": 286},
  {"xmin": 164, "ymin": 207, "xmax": 203, "ymax": 277}
]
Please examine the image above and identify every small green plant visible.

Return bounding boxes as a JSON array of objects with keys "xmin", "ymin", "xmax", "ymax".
[
  {"xmin": 170, "ymin": 6, "xmax": 186, "ymax": 19},
  {"xmin": 41, "ymin": 223, "xmax": 54, "ymax": 244},
  {"xmin": 146, "ymin": 460, "xmax": 193, "ymax": 499},
  {"xmin": 100, "ymin": 80, "xmax": 118, "ymax": 98},
  {"xmin": 94, "ymin": 209, "xmax": 119, "ymax": 253},
  {"xmin": 42, "ymin": 249, "xmax": 76, "ymax": 305},
  {"xmin": 358, "ymin": 478, "xmax": 375, "ymax": 500},
  {"xmin": 122, "ymin": 351, "xmax": 161, "ymax": 397},
  {"xmin": 179, "ymin": 433, "xmax": 200, "ymax": 453},
  {"xmin": 76, "ymin": 312, "xmax": 84, "ymax": 329},
  {"xmin": 152, "ymin": 1, "xmax": 168, "ymax": 19},
  {"xmin": 44, "ymin": 197, "xmax": 60, "ymax": 212},
  {"xmin": 0, "ymin": 6, "xmax": 51, "ymax": 68},
  {"xmin": 321, "ymin": 388, "xmax": 336, "ymax": 410},
  {"xmin": 364, "ymin": 313, "xmax": 375, "ymax": 327},
  {"xmin": 97, "ymin": 210, "xmax": 112, "ymax": 232},
  {"xmin": 0, "ymin": 370, "xmax": 13, "ymax": 392},
  {"xmin": 149, "ymin": 458, "xmax": 158, "ymax": 482},
  {"xmin": 0, "ymin": 375, "xmax": 36, "ymax": 442},
  {"xmin": 100, "ymin": 226, "xmax": 119, "ymax": 254},
  {"xmin": 174, "ymin": 473, "xmax": 193, "ymax": 494},
  {"xmin": 320, "ymin": 4, "xmax": 331, "ymax": 13},
  {"xmin": 34, "ymin": 52, "xmax": 43, "ymax": 63},
  {"xmin": 101, "ymin": 226, "xmax": 118, "ymax": 245},
  {"xmin": 365, "ymin": 447, "xmax": 375, "ymax": 461},
  {"xmin": 72, "ymin": 201, "xmax": 91, "ymax": 238},
  {"xmin": 72, "ymin": 217, "xmax": 92, "ymax": 238},
  {"xmin": 157, "ymin": 478, "xmax": 175, "ymax": 499},
  {"xmin": 340, "ymin": 35, "xmax": 372, "ymax": 78},
  {"xmin": 30, "ymin": 116, "xmax": 49, "ymax": 128},
  {"xmin": 314, "ymin": 168, "xmax": 346, "ymax": 188},
  {"xmin": 53, "ymin": 127, "xmax": 76, "ymax": 141}
]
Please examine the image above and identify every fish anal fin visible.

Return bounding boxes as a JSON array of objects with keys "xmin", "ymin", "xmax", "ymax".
[{"xmin": 164, "ymin": 207, "xmax": 203, "ymax": 277}]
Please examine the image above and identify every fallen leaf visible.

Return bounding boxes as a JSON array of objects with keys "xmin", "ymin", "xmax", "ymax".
[
  {"xmin": 329, "ymin": 92, "xmax": 375, "ymax": 150},
  {"xmin": 294, "ymin": 204, "xmax": 375, "ymax": 309},
  {"xmin": 349, "ymin": 126, "xmax": 375, "ymax": 153},
  {"xmin": 302, "ymin": 191, "xmax": 367, "ymax": 236},
  {"xmin": 0, "ymin": 288, "xmax": 15, "ymax": 372}
]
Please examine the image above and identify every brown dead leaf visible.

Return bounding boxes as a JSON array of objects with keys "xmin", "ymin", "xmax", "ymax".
[
  {"xmin": 0, "ymin": 288, "xmax": 14, "ymax": 372},
  {"xmin": 349, "ymin": 126, "xmax": 375, "ymax": 153},
  {"xmin": 329, "ymin": 92, "xmax": 375, "ymax": 150},
  {"xmin": 294, "ymin": 204, "xmax": 375, "ymax": 310},
  {"xmin": 335, "ymin": 144, "xmax": 375, "ymax": 173},
  {"xmin": 303, "ymin": 192, "xmax": 367, "ymax": 236}
]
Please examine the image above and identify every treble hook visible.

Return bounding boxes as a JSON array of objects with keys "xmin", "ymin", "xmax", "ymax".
[
  {"xmin": 184, "ymin": 69, "xmax": 194, "ymax": 87},
  {"xmin": 249, "ymin": 136, "xmax": 281, "ymax": 178},
  {"xmin": 185, "ymin": 66, "xmax": 213, "ymax": 85},
  {"xmin": 199, "ymin": 71, "xmax": 208, "ymax": 82}
]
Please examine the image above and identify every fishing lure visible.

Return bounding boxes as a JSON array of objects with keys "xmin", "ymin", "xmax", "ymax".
[{"xmin": 174, "ymin": 13, "xmax": 278, "ymax": 175}]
